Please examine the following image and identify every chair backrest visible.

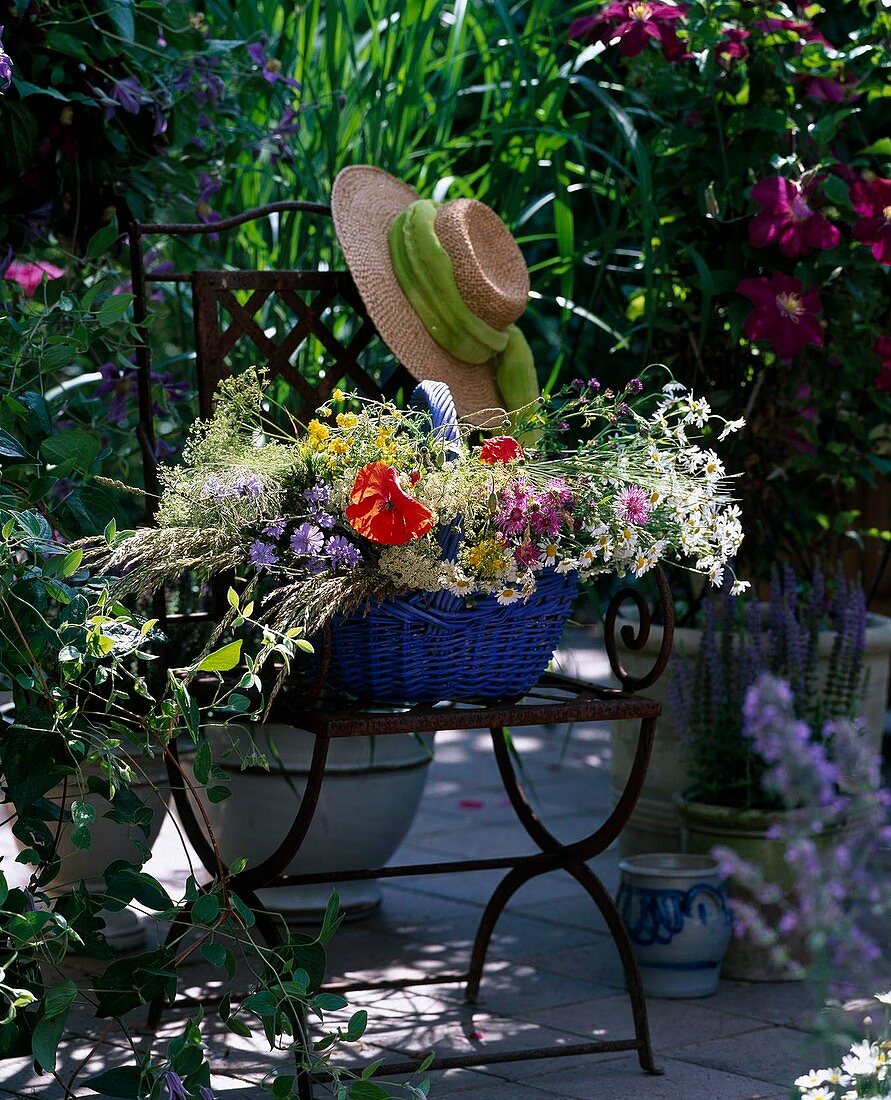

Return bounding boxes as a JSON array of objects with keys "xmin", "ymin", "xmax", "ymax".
[{"xmin": 128, "ymin": 201, "xmax": 414, "ymax": 505}]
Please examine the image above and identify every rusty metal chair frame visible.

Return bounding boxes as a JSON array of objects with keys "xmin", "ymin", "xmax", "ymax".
[{"xmin": 129, "ymin": 203, "xmax": 674, "ymax": 1098}]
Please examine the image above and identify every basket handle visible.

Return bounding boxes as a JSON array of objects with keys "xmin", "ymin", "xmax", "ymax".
[{"xmin": 409, "ymin": 381, "xmax": 461, "ymax": 456}]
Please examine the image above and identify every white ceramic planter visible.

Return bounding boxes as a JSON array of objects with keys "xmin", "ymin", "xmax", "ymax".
[
  {"xmin": 616, "ymin": 853, "xmax": 732, "ymax": 998},
  {"xmin": 200, "ymin": 723, "xmax": 434, "ymax": 920},
  {"xmin": 610, "ymin": 611, "xmax": 891, "ymax": 856}
]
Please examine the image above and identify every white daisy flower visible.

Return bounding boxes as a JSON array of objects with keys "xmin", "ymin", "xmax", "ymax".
[
  {"xmin": 543, "ymin": 542, "xmax": 558, "ymax": 565},
  {"xmin": 842, "ymin": 1040, "xmax": 880, "ymax": 1078},
  {"xmin": 730, "ymin": 579, "xmax": 751, "ymax": 596},
  {"xmin": 800, "ymin": 1088, "xmax": 835, "ymax": 1100},
  {"xmin": 555, "ymin": 558, "xmax": 577, "ymax": 575},
  {"xmin": 718, "ymin": 416, "xmax": 746, "ymax": 440},
  {"xmin": 876, "ymin": 991, "xmax": 891, "ymax": 1005},
  {"xmin": 794, "ymin": 1070, "xmax": 829, "ymax": 1089},
  {"xmin": 495, "ymin": 586, "xmax": 520, "ymax": 606}
]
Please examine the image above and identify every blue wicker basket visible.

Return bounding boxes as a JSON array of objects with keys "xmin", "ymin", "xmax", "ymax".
[{"xmin": 320, "ymin": 381, "xmax": 577, "ymax": 704}]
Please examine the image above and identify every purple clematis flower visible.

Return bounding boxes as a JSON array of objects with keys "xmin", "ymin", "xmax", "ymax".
[
  {"xmin": 106, "ymin": 77, "xmax": 148, "ymax": 118},
  {"xmin": 0, "ymin": 26, "xmax": 13, "ymax": 91},
  {"xmin": 569, "ymin": 3, "xmax": 690, "ymax": 63},
  {"xmin": 748, "ymin": 176, "xmax": 840, "ymax": 258},
  {"xmin": 851, "ymin": 177, "xmax": 891, "ymax": 266},
  {"xmin": 798, "ymin": 72, "xmax": 860, "ymax": 103},
  {"xmin": 247, "ymin": 37, "xmax": 301, "ymax": 89},
  {"xmin": 716, "ymin": 27, "xmax": 749, "ymax": 68},
  {"xmin": 164, "ymin": 1072, "xmax": 189, "ymax": 1100},
  {"xmin": 736, "ymin": 272, "xmax": 823, "ymax": 359}
]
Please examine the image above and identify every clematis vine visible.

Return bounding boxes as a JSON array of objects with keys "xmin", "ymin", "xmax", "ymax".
[
  {"xmin": 568, "ymin": 2, "xmax": 689, "ymax": 62},
  {"xmin": 798, "ymin": 71, "xmax": 860, "ymax": 103},
  {"xmin": 873, "ymin": 337, "xmax": 891, "ymax": 394},
  {"xmin": 4, "ymin": 259, "xmax": 65, "ymax": 297},
  {"xmin": 0, "ymin": 26, "xmax": 12, "ymax": 91},
  {"xmin": 851, "ymin": 177, "xmax": 891, "ymax": 266},
  {"xmin": 716, "ymin": 27, "xmax": 749, "ymax": 68},
  {"xmin": 748, "ymin": 176, "xmax": 840, "ymax": 258},
  {"xmin": 736, "ymin": 272, "xmax": 823, "ymax": 359},
  {"xmin": 247, "ymin": 37, "xmax": 301, "ymax": 89}
]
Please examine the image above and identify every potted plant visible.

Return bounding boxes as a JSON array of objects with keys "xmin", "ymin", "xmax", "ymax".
[
  {"xmin": 673, "ymin": 625, "xmax": 888, "ymax": 983},
  {"xmin": 83, "ymin": 367, "xmax": 747, "ymax": 916},
  {"xmin": 611, "ymin": 567, "xmax": 891, "ymax": 855}
]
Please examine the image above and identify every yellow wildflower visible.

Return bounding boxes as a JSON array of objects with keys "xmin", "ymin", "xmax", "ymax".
[
  {"xmin": 465, "ymin": 538, "xmax": 511, "ymax": 576},
  {"xmin": 336, "ymin": 412, "xmax": 359, "ymax": 430},
  {"xmin": 332, "ymin": 388, "xmax": 346, "ymax": 402},
  {"xmin": 307, "ymin": 419, "xmax": 330, "ymax": 450},
  {"xmin": 328, "ymin": 436, "xmax": 352, "ymax": 456}
]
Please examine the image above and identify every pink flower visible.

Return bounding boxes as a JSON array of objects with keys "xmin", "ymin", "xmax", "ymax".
[
  {"xmin": 569, "ymin": 2, "xmax": 689, "ymax": 63},
  {"xmin": 851, "ymin": 177, "xmax": 891, "ymax": 266},
  {"xmin": 748, "ymin": 177, "xmax": 840, "ymax": 258},
  {"xmin": 716, "ymin": 27, "xmax": 749, "ymax": 68},
  {"xmin": 755, "ymin": 18, "xmax": 831, "ymax": 49},
  {"xmin": 4, "ymin": 259, "xmax": 65, "ymax": 298},
  {"xmin": 873, "ymin": 337, "xmax": 891, "ymax": 394},
  {"xmin": 614, "ymin": 485, "xmax": 651, "ymax": 526},
  {"xmin": 798, "ymin": 72, "xmax": 860, "ymax": 103},
  {"xmin": 514, "ymin": 542, "xmax": 541, "ymax": 569},
  {"xmin": 736, "ymin": 273, "xmax": 824, "ymax": 359}
]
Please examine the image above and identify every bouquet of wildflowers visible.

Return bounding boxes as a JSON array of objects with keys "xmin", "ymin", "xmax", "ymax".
[
  {"xmin": 87, "ymin": 369, "xmax": 745, "ymax": 637},
  {"xmin": 791, "ymin": 991, "xmax": 891, "ymax": 1099}
]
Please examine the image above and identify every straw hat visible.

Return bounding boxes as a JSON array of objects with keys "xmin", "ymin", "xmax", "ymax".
[{"xmin": 330, "ymin": 165, "xmax": 530, "ymax": 421}]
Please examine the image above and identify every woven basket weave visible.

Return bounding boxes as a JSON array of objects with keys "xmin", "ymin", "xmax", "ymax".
[
  {"xmin": 327, "ymin": 568, "xmax": 578, "ymax": 704},
  {"xmin": 322, "ymin": 381, "xmax": 577, "ymax": 705}
]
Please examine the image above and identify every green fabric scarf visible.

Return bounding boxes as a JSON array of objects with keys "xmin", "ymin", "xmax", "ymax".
[{"xmin": 388, "ymin": 199, "xmax": 539, "ymax": 432}]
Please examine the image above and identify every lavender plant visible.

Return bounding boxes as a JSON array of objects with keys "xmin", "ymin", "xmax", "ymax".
[
  {"xmin": 670, "ymin": 568, "xmax": 869, "ymax": 809},
  {"xmin": 713, "ymin": 675, "xmax": 891, "ymax": 993}
]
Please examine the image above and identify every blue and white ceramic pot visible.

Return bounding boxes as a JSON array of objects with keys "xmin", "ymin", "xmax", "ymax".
[{"xmin": 617, "ymin": 853, "xmax": 732, "ymax": 998}]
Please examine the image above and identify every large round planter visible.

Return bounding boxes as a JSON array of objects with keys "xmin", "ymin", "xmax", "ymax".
[
  {"xmin": 15, "ymin": 757, "xmax": 169, "ymax": 950},
  {"xmin": 677, "ymin": 798, "xmax": 869, "ymax": 982},
  {"xmin": 610, "ymin": 611, "xmax": 891, "ymax": 856},
  {"xmin": 200, "ymin": 723, "xmax": 434, "ymax": 921},
  {"xmin": 616, "ymin": 853, "xmax": 732, "ymax": 998}
]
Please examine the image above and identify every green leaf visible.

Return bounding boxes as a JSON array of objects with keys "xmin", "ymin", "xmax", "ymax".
[
  {"xmin": 86, "ymin": 223, "xmax": 120, "ymax": 259},
  {"xmin": 41, "ymin": 431, "xmax": 101, "ymax": 472},
  {"xmin": 193, "ymin": 740, "xmax": 211, "ymax": 785},
  {"xmin": 313, "ymin": 993, "xmax": 348, "ymax": 1012},
  {"xmin": 272, "ymin": 1076, "xmax": 295, "ymax": 1098},
  {"xmin": 821, "ymin": 175, "xmax": 850, "ymax": 208},
  {"xmin": 44, "ymin": 980, "xmax": 77, "ymax": 1020},
  {"xmin": 32, "ymin": 1012, "xmax": 65, "ymax": 1071},
  {"xmin": 1, "ymin": 103, "xmax": 38, "ymax": 175},
  {"xmin": 84, "ymin": 1067, "xmax": 145, "ymax": 1098},
  {"xmin": 206, "ymin": 785, "xmax": 231, "ymax": 803},
  {"xmin": 191, "ymin": 893, "xmax": 220, "ymax": 925},
  {"xmin": 344, "ymin": 1009, "xmax": 368, "ymax": 1042},
  {"xmin": 96, "ymin": 294, "xmax": 134, "ymax": 326},
  {"xmin": 104, "ymin": 0, "xmax": 135, "ymax": 40},
  {"xmin": 319, "ymin": 891, "xmax": 342, "ymax": 944},
  {"xmin": 12, "ymin": 78, "xmax": 70, "ymax": 102},
  {"xmin": 224, "ymin": 1017, "xmax": 252, "ymax": 1039},
  {"xmin": 195, "ymin": 640, "xmax": 243, "ymax": 672},
  {"xmin": 860, "ymin": 137, "xmax": 891, "ymax": 157},
  {"xmin": 0, "ymin": 429, "xmax": 31, "ymax": 460},
  {"xmin": 349, "ymin": 1082, "xmax": 389, "ymax": 1100}
]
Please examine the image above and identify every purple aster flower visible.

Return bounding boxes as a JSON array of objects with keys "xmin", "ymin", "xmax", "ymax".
[
  {"xmin": 315, "ymin": 511, "xmax": 335, "ymax": 530},
  {"xmin": 303, "ymin": 484, "xmax": 330, "ymax": 504},
  {"xmin": 545, "ymin": 478, "xmax": 573, "ymax": 507},
  {"xmin": 587, "ymin": 378, "xmax": 601, "ymax": 391},
  {"xmin": 614, "ymin": 485, "xmax": 651, "ymax": 526},
  {"xmin": 201, "ymin": 475, "xmax": 226, "ymax": 500},
  {"xmin": 628, "ymin": 377, "xmax": 643, "ymax": 394},
  {"xmin": 249, "ymin": 540, "xmax": 279, "ymax": 567},
  {"xmin": 0, "ymin": 27, "xmax": 13, "ymax": 91},
  {"xmin": 233, "ymin": 472, "xmax": 263, "ymax": 498},
  {"xmin": 326, "ymin": 535, "xmax": 362, "ymax": 568},
  {"xmin": 514, "ymin": 542, "xmax": 540, "ymax": 569},
  {"xmin": 164, "ymin": 1072, "xmax": 189, "ymax": 1100},
  {"xmin": 264, "ymin": 520, "xmax": 286, "ymax": 538},
  {"xmin": 290, "ymin": 522, "xmax": 325, "ymax": 556}
]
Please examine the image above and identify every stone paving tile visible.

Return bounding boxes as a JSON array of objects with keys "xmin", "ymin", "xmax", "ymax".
[
  {"xmin": 670, "ymin": 1024, "xmax": 807, "ymax": 1089},
  {"xmin": 523, "ymin": 1053, "xmax": 787, "ymax": 1099}
]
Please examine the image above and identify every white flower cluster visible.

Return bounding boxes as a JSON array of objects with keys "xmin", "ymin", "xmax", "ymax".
[{"xmin": 793, "ymin": 992, "xmax": 891, "ymax": 1099}]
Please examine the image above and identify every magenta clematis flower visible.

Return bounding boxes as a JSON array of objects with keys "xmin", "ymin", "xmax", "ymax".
[
  {"xmin": 716, "ymin": 27, "xmax": 749, "ymax": 68},
  {"xmin": 873, "ymin": 337, "xmax": 891, "ymax": 394},
  {"xmin": 798, "ymin": 72, "xmax": 860, "ymax": 103},
  {"xmin": 0, "ymin": 26, "xmax": 13, "ymax": 90},
  {"xmin": 569, "ymin": 2, "xmax": 689, "ymax": 62},
  {"xmin": 736, "ymin": 272, "xmax": 824, "ymax": 359},
  {"xmin": 851, "ymin": 177, "xmax": 891, "ymax": 266},
  {"xmin": 754, "ymin": 18, "xmax": 831, "ymax": 48},
  {"xmin": 4, "ymin": 259, "xmax": 65, "ymax": 297},
  {"xmin": 748, "ymin": 177, "xmax": 840, "ymax": 258}
]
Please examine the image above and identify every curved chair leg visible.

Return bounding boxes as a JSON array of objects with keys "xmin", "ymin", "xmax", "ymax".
[
  {"xmin": 465, "ymin": 864, "xmax": 536, "ymax": 1003},
  {"xmin": 568, "ymin": 863, "xmax": 662, "ymax": 1075}
]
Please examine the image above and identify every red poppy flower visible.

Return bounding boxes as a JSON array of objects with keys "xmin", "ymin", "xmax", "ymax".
[
  {"xmin": 345, "ymin": 462, "xmax": 433, "ymax": 545},
  {"xmin": 569, "ymin": 3, "xmax": 689, "ymax": 63},
  {"xmin": 851, "ymin": 178, "xmax": 891, "ymax": 266},
  {"xmin": 873, "ymin": 337, "xmax": 891, "ymax": 394},
  {"xmin": 736, "ymin": 273, "xmax": 824, "ymax": 359},
  {"xmin": 748, "ymin": 177, "xmax": 840, "ymax": 258},
  {"xmin": 479, "ymin": 437, "xmax": 525, "ymax": 465}
]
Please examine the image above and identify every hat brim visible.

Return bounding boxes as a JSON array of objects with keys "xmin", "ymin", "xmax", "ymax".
[{"xmin": 331, "ymin": 165, "xmax": 507, "ymax": 424}]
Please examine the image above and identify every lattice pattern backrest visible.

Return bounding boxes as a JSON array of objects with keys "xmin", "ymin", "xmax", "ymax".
[{"xmin": 192, "ymin": 269, "xmax": 381, "ymax": 418}]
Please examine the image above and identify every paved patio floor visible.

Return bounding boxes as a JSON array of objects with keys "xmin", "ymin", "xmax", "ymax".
[{"xmin": 1, "ymin": 632, "xmax": 887, "ymax": 1098}]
